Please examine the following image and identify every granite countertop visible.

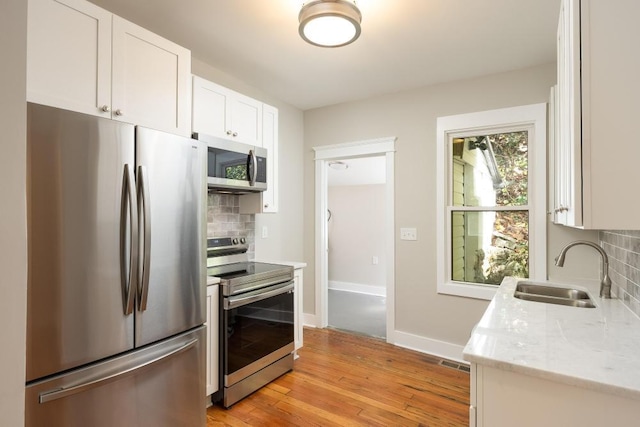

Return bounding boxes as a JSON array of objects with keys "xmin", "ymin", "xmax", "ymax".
[{"xmin": 463, "ymin": 277, "xmax": 640, "ymax": 400}]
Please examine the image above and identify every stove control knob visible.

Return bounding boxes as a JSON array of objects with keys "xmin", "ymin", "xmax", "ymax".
[
  {"xmin": 232, "ymin": 238, "xmax": 239, "ymax": 245},
  {"xmin": 240, "ymin": 237, "xmax": 246, "ymax": 244}
]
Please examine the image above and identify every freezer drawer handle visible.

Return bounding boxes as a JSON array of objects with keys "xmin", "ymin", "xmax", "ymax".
[
  {"xmin": 120, "ymin": 164, "xmax": 138, "ymax": 315},
  {"xmin": 137, "ymin": 165, "xmax": 151, "ymax": 311},
  {"xmin": 38, "ymin": 338, "xmax": 198, "ymax": 404}
]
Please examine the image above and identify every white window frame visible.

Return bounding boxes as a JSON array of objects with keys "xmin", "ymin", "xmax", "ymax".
[{"xmin": 436, "ymin": 103, "xmax": 547, "ymax": 300}]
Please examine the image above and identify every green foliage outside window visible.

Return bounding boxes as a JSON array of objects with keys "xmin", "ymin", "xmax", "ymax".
[{"xmin": 485, "ymin": 131, "xmax": 529, "ymax": 284}]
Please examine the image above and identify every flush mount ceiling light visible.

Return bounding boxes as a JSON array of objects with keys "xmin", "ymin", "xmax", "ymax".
[{"xmin": 298, "ymin": 0, "xmax": 362, "ymax": 48}]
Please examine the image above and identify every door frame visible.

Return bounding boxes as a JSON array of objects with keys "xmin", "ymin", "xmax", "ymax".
[{"xmin": 313, "ymin": 137, "xmax": 396, "ymax": 342}]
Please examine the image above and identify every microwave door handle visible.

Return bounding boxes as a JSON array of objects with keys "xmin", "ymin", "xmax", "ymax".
[
  {"xmin": 120, "ymin": 164, "xmax": 138, "ymax": 315},
  {"xmin": 248, "ymin": 150, "xmax": 257, "ymax": 186}
]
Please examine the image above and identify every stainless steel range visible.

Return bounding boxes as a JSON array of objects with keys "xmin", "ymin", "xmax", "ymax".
[{"xmin": 207, "ymin": 237, "xmax": 294, "ymax": 408}]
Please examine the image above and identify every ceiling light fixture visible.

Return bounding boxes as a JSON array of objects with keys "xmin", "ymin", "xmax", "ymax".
[
  {"xmin": 298, "ymin": 0, "xmax": 362, "ymax": 48},
  {"xmin": 328, "ymin": 161, "xmax": 349, "ymax": 170}
]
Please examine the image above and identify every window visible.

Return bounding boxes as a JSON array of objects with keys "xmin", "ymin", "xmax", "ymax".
[{"xmin": 436, "ymin": 104, "xmax": 547, "ymax": 300}]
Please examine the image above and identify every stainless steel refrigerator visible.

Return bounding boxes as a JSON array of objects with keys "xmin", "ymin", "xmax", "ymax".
[{"xmin": 25, "ymin": 103, "xmax": 207, "ymax": 426}]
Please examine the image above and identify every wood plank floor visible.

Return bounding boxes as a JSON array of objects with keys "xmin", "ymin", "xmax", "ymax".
[{"xmin": 207, "ymin": 327, "xmax": 470, "ymax": 426}]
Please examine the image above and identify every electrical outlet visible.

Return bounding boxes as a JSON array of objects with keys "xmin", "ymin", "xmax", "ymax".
[
  {"xmin": 400, "ymin": 227, "xmax": 417, "ymax": 241},
  {"xmin": 262, "ymin": 226, "xmax": 268, "ymax": 239},
  {"xmin": 372, "ymin": 256, "xmax": 379, "ymax": 265}
]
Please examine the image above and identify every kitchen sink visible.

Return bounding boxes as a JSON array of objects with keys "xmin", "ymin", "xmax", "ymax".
[{"xmin": 513, "ymin": 281, "xmax": 596, "ymax": 308}]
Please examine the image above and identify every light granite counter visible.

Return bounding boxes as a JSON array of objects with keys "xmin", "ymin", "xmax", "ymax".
[
  {"xmin": 463, "ymin": 277, "xmax": 640, "ymax": 400},
  {"xmin": 252, "ymin": 260, "xmax": 307, "ymax": 270}
]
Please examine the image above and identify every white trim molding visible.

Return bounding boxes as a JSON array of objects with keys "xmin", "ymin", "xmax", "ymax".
[
  {"xmin": 393, "ymin": 330, "xmax": 467, "ymax": 364},
  {"xmin": 436, "ymin": 103, "xmax": 548, "ymax": 300},
  {"xmin": 328, "ymin": 281, "xmax": 387, "ymax": 297},
  {"xmin": 313, "ymin": 137, "xmax": 396, "ymax": 342}
]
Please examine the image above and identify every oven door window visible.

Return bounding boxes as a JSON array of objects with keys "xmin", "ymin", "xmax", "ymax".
[{"xmin": 224, "ymin": 291, "xmax": 294, "ymax": 376}]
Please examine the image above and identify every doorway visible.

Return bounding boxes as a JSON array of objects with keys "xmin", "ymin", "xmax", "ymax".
[
  {"xmin": 327, "ymin": 156, "xmax": 387, "ymax": 338},
  {"xmin": 313, "ymin": 137, "xmax": 396, "ymax": 342}
]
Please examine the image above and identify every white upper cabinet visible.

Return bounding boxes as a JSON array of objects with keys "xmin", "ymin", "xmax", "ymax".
[
  {"xmin": 192, "ymin": 76, "xmax": 262, "ymax": 146},
  {"xmin": 260, "ymin": 104, "xmax": 279, "ymax": 213},
  {"xmin": 27, "ymin": 0, "xmax": 191, "ymax": 137},
  {"xmin": 554, "ymin": 0, "xmax": 640, "ymax": 229},
  {"xmin": 27, "ymin": 0, "xmax": 112, "ymax": 117}
]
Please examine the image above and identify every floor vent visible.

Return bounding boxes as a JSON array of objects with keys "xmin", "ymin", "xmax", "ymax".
[{"xmin": 439, "ymin": 359, "xmax": 471, "ymax": 373}]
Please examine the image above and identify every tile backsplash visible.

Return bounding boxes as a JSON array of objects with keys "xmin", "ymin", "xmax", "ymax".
[
  {"xmin": 207, "ymin": 193, "xmax": 255, "ymax": 256},
  {"xmin": 600, "ymin": 230, "xmax": 640, "ymax": 316}
]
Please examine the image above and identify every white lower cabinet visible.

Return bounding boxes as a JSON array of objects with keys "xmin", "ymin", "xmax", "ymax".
[
  {"xmin": 470, "ymin": 363, "xmax": 638, "ymax": 427},
  {"xmin": 205, "ymin": 284, "xmax": 219, "ymax": 397},
  {"xmin": 293, "ymin": 268, "xmax": 304, "ymax": 357}
]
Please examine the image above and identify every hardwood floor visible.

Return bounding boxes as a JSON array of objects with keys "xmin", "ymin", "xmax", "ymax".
[{"xmin": 207, "ymin": 327, "xmax": 470, "ymax": 426}]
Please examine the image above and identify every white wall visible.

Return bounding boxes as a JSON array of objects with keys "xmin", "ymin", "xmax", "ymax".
[
  {"xmin": 191, "ymin": 58, "xmax": 305, "ymax": 264},
  {"xmin": 0, "ymin": 0, "xmax": 28, "ymax": 424},
  {"xmin": 328, "ymin": 184, "xmax": 386, "ymax": 292},
  {"xmin": 303, "ymin": 63, "xmax": 601, "ymax": 347}
]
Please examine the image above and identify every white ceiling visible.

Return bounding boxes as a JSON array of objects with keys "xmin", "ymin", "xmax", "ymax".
[{"xmin": 89, "ymin": 0, "xmax": 561, "ymax": 111}]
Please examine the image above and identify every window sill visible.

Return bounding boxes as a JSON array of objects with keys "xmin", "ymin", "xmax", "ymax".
[{"xmin": 437, "ymin": 281, "xmax": 498, "ymax": 301}]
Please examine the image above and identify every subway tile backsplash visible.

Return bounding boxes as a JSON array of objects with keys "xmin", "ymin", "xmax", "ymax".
[
  {"xmin": 600, "ymin": 230, "xmax": 640, "ymax": 316},
  {"xmin": 207, "ymin": 193, "xmax": 255, "ymax": 256}
]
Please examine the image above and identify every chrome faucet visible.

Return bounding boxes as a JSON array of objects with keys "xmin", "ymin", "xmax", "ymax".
[{"xmin": 555, "ymin": 240, "xmax": 612, "ymax": 298}]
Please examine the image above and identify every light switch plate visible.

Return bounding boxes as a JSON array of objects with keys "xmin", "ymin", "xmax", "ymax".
[
  {"xmin": 262, "ymin": 226, "xmax": 268, "ymax": 238},
  {"xmin": 400, "ymin": 227, "xmax": 417, "ymax": 241}
]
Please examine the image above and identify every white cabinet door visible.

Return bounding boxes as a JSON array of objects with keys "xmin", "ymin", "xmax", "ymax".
[
  {"xmin": 261, "ymin": 105, "xmax": 279, "ymax": 213},
  {"xmin": 555, "ymin": 0, "xmax": 640, "ymax": 229},
  {"xmin": 554, "ymin": 0, "xmax": 582, "ymax": 227},
  {"xmin": 27, "ymin": 0, "xmax": 112, "ymax": 117},
  {"xmin": 27, "ymin": 0, "xmax": 191, "ymax": 137},
  {"xmin": 475, "ymin": 365, "xmax": 638, "ymax": 427},
  {"xmin": 238, "ymin": 103, "xmax": 279, "ymax": 214},
  {"xmin": 205, "ymin": 285, "xmax": 219, "ymax": 397},
  {"xmin": 230, "ymin": 92, "xmax": 263, "ymax": 146},
  {"xmin": 192, "ymin": 76, "xmax": 262, "ymax": 145},
  {"xmin": 293, "ymin": 268, "xmax": 304, "ymax": 357},
  {"xmin": 112, "ymin": 16, "xmax": 191, "ymax": 136},
  {"xmin": 192, "ymin": 76, "xmax": 231, "ymax": 140}
]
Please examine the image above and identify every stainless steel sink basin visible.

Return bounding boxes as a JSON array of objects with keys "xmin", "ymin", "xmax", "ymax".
[{"xmin": 513, "ymin": 281, "xmax": 596, "ymax": 308}]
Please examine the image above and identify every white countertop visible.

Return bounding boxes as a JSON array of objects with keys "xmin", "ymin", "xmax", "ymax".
[
  {"xmin": 252, "ymin": 260, "xmax": 307, "ymax": 270},
  {"xmin": 206, "ymin": 276, "xmax": 220, "ymax": 286},
  {"xmin": 463, "ymin": 277, "xmax": 640, "ymax": 400}
]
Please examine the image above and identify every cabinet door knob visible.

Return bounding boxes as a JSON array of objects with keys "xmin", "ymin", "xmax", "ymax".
[
  {"xmin": 226, "ymin": 130, "xmax": 232, "ymax": 135},
  {"xmin": 232, "ymin": 132, "xmax": 238, "ymax": 137},
  {"xmin": 115, "ymin": 109, "xmax": 123, "ymax": 116},
  {"xmin": 264, "ymin": 204, "xmax": 269, "ymax": 208},
  {"xmin": 100, "ymin": 105, "xmax": 110, "ymax": 113}
]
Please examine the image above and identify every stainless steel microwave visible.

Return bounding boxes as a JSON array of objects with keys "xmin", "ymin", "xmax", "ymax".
[{"xmin": 193, "ymin": 133, "xmax": 267, "ymax": 193}]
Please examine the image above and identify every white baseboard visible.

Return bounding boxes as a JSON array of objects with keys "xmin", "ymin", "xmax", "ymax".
[
  {"xmin": 392, "ymin": 330, "xmax": 467, "ymax": 364},
  {"xmin": 303, "ymin": 313, "xmax": 318, "ymax": 328},
  {"xmin": 328, "ymin": 280, "xmax": 386, "ymax": 297},
  {"xmin": 301, "ymin": 314, "xmax": 466, "ymax": 364}
]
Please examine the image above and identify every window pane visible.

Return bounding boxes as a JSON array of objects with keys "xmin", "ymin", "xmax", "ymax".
[
  {"xmin": 451, "ymin": 210, "xmax": 529, "ymax": 285},
  {"xmin": 451, "ymin": 131, "xmax": 528, "ymax": 207}
]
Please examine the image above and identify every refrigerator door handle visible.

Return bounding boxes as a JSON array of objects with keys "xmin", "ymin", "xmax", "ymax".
[
  {"xmin": 120, "ymin": 164, "xmax": 138, "ymax": 315},
  {"xmin": 37, "ymin": 338, "xmax": 199, "ymax": 404},
  {"xmin": 137, "ymin": 165, "xmax": 151, "ymax": 311}
]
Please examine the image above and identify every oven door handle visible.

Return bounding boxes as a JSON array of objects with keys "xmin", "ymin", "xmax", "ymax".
[{"xmin": 225, "ymin": 281, "xmax": 294, "ymax": 310}]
